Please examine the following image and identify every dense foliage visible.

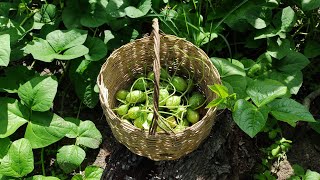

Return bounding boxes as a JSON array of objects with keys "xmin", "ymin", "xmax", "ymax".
[{"xmin": 0, "ymin": 0, "xmax": 319, "ymax": 179}]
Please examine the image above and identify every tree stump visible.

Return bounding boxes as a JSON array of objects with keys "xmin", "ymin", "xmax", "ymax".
[{"xmin": 102, "ymin": 111, "xmax": 260, "ymax": 179}]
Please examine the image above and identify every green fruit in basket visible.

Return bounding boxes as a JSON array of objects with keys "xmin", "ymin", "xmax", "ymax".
[
  {"xmin": 127, "ymin": 106, "xmax": 141, "ymax": 119},
  {"xmin": 134, "ymin": 116, "xmax": 150, "ymax": 129},
  {"xmin": 186, "ymin": 108, "xmax": 200, "ymax": 124},
  {"xmin": 116, "ymin": 90, "xmax": 129, "ymax": 100},
  {"xmin": 116, "ymin": 104, "xmax": 129, "ymax": 116},
  {"xmin": 188, "ymin": 92, "xmax": 205, "ymax": 109},
  {"xmin": 147, "ymin": 71, "xmax": 155, "ymax": 80},
  {"xmin": 133, "ymin": 78, "xmax": 148, "ymax": 90},
  {"xmin": 174, "ymin": 124, "xmax": 188, "ymax": 133},
  {"xmin": 166, "ymin": 116, "xmax": 177, "ymax": 128},
  {"xmin": 159, "ymin": 89, "xmax": 170, "ymax": 106},
  {"xmin": 181, "ymin": 119, "xmax": 189, "ymax": 126},
  {"xmin": 171, "ymin": 76, "xmax": 188, "ymax": 92},
  {"xmin": 166, "ymin": 95, "xmax": 181, "ymax": 109},
  {"xmin": 160, "ymin": 68, "xmax": 171, "ymax": 80},
  {"xmin": 126, "ymin": 90, "xmax": 146, "ymax": 104}
]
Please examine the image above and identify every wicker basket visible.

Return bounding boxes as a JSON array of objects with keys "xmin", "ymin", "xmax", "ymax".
[{"xmin": 97, "ymin": 19, "xmax": 221, "ymax": 161}]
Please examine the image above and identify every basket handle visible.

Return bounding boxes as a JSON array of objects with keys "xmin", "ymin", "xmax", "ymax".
[{"xmin": 149, "ymin": 18, "xmax": 161, "ymax": 135}]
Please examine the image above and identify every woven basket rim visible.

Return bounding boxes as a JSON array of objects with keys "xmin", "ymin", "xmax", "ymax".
[{"xmin": 97, "ymin": 33, "xmax": 221, "ymax": 138}]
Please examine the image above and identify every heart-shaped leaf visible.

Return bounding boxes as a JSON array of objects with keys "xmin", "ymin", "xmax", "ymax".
[
  {"xmin": 57, "ymin": 145, "xmax": 86, "ymax": 174},
  {"xmin": 84, "ymin": 36, "xmax": 108, "ymax": 61},
  {"xmin": 267, "ymin": 98, "xmax": 315, "ymax": 126},
  {"xmin": 0, "ymin": 137, "xmax": 10, "ymax": 159},
  {"xmin": 26, "ymin": 175, "xmax": 60, "ymax": 180},
  {"xmin": 0, "ymin": 138, "xmax": 34, "ymax": 178},
  {"xmin": 0, "ymin": 98, "xmax": 29, "ymax": 138},
  {"xmin": 125, "ymin": 0, "xmax": 151, "ymax": 18},
  {"xmin": 65, "ymin": 117, "xmax": 102, "ymax": 149},
  {"xmin": 233, "ymin": 99, "xmax": 269, "ymax": 138},
  {"xmin": 276, "ymin": 51, "xmax": 310, "ymax": 72},
  {"xmin": 25, "ymin": 112, "xmax": 72, "ymax": 149},
  {"xmin": 246, "ymin": 79, "xmax": 287, "ymax": 107},
  {"xmin": 18, "ymin": 76, "xmax": 58, "ymax": 112}
]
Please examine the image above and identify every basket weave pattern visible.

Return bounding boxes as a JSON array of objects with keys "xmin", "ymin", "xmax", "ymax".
[{"xmin": 98, "ymin": 34, "xmax": 220, "ymax": 160}]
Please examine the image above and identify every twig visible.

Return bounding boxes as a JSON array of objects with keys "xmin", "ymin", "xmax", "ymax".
[{"xmin": 303, "ymin": 88, "xmax": 320, "ymax": 110}]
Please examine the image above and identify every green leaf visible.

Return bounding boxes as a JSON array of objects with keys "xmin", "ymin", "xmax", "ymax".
[
  {"xmin": 0, "ymin": 65, "xmax": 36, "ymax": 93},
  {"xmin": 206, "ymin": 98, "xmax": 224, "ymax": 108},
  {"xmin": 233, "ymin": 99, "xmax": 269, "ymax": 138},
  {"xmin": 65, "ymin": 117, "xmax": 102, "ymax": 149},
  {"xmin": 208, "ymin": 84, "xmax": 229, "ymax": 98},
  {"xmin": 0, "ymin": 138, "xmax": 34, "ymax": 178},
  {"xmin": 292, "ymin": 164, "xmax": 305, "ymax": 176},
  {"xmin": 246, "ymin": 79, "xmax": 287, "ymax": 107},
  {"xmin": 304, "ymin": 169, "xmax": 320, "ymax": 180},
  {"xmin": 301, "ymin": 0, "xmax": 320, "ymax": 11},
  {"xmin": 222, "ymin": 75, "xmax": 247, "ymax": 99},
  {"xmin": 278, "ymin": 6, "xmax": 296, "ymax": 32},
  {"xmin": 26, "ymin": 175, "xmax": 60, "ymax": 180},
  {"xmin": 33, "ymin": 4, "xmax": 56, "ymax": 29},
  {"xmin": 62, "ymin": 0, "xmax": 110, "ymax": 28},
  {"xmin": 104, "ymin": 30, "xmax": 115, "ymax": 44},
  {"xmin": 267, "ymin": 98, "xmax": 315, "ymax": 126},
  {"xmin": 276, "ymin": 51, "xmax": 310, "ymax": 72},
  {"xmin": 25, "ymin": 112, "xmax": 72, "ymax": 149},
  {"xmin": 267, "ymin": 71, "xmax": 302, "ymax": 95},
  {"xmin": 84, "ymin": 36, "xmax": 108, "ymax": 61},
  {"xmin": 0, "ymin": 98, "xmax": 29, "ymax": 138},
  {"xmin": 125, "ymin": 0, "xmax": 152, "ymax": 18},
  {"xmin": 211, "ymin": 57, "xmax": 245, "ymax": 77},
  {"xmin": 71, "ymin": 175, "xmax": 83, "ymax": 180},
  {"xmin": 0, "ymin": 137, "xmax": 10, "ymax": 159},
  {"xmin": 57, "ymin": 145, "xmax": 86, "ymax": 174},
  {"xmin": 69, "ymin": 59, "xmax": 100, "ymax": 108},
  {"xmin": 18, "ymin": 76, "xmax": 58, "ymax": 112},
  {"xmin": 309, "ymin": 120, "xmax": 320, "ymax": 134},
  {"xmin": 267, "ymin": 38, "xmax": 291, "ymax": 59},
  {"xmin": 0, "ymin": 34, "xmax": 10, "ymax": 67},
  {"xmin": 84, "ymin": 166, "xmax": 103, "ymax": 179},
  {"xmin": 24, "ymin": 29, "xmax": 89, "ymax": 62},
  {"xmin": 304, "ymin": 40, "xmax": 320, "ymax": 58},
  {"xmin": 75, "ymin": 121, "xmax": 102, "ymax": 149}
]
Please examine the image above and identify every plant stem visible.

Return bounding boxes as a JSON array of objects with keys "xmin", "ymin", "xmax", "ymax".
[
  {"xmin": 303, "ymin": 88, "xmax": 320, "ymax": 110},
  {"xmin": 41, "ymin": 148, "xmax": 46, "ymax": 176}
]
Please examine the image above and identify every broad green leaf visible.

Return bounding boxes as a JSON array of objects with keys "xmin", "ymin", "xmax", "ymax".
[
  {"xmin": 222, "ymin": 75, "xmax": 247, "ymax": 99},
  {"xmin": 75, "ymin": 121, "xmax": 102, "ymax": 149},
  {"xmin": 125, "ymin": 0, "xmax": 152, "ymax": 18},
  {"xmin": 65, "ymin": 118, "xmax": 102, "ymax": 149},
  {"xmin": 84, "ymin": 166, "xmax": 103, "ymax": 180},
  {"xmin": 46, "ymin": 29, "xmax": 87, "ymax": 52},
  {"xmin": 245, "ymin": 6, "xmax": 270, "ymax": 29},
  {"xmin": 276, "ymin": 51, "xmax": 310, "ymax": 72},
  {"xmin": 208, "ymin": 84, "xmax": 229, "ymax": 98},
  {"xmin": 104, "ymin": 30, "xmax": 115, "ymax": 44},
  {"xmin": 211, "ymin": 57, "xmax": 245, "ymax": 77},
  {"xmin": 267, "ymin": 98, "xmax": 315, "ymax": 126},
  {"xmin": 301, "ymin": 0, "xmax": 320, "ymax": 11},
  {"xmin": 24, "ymin": 39, "xmax": 57, "ymax": 62},
  {"xmin": 26, "ymin": 175, "xmax": 60, "ymax": 180},
  {"xmin": 57, "ymin": 145, "xmax": 86, "ymax": 174},
  {"xmin": 246, "ymin": 79, "xmax": 287, "ymax": 107},
  {"xmin": 0, "ymin": 65, "xmax": 36, "ymax": 93},
  {"xmin": 0, "ymin": 34, "xmax": 10, "ymax": 67},
  {"xmin": 84, "ymin": 36, "xmax": 108, "ymax": 61},
  {"xmin": 233, "ymin": 99, "xmax": 269, "ymax": 138},
  {"xmin": 71, "ymin": 175, "xmax": 83, "ymax": 180},
  {"xmin": 206, "ymin": 98, "xmax": 224, "ymax": 108},
  {"xmin": 0, "ymin": 98, "xmax": 29, "ymax": 138},
  {"xmin": 0, "ymin": 137, "xmax": 10, "ymax": 159},
  {"xmin": 267, "ymin": 71, "xmax": 302, "ymax": 95},
  {"xmin": 267, "ymin": 38, "xmax": 291, "ymax": 59},
  {"xmin": 69, "ymin": 60, "xmax": 100, "ymax": 108},
  {"xmin": 304, "ymin": 169, "xmax": 320, "ymax": 180},
  {"xmin": 25, "ymin": 112, "xmax": 72, "ymax": 149},
  {"xmin": 0, "ymin": 138, "xmax": 34, "ymax": 178},
  {"xmin": 304, "ymin": 40, "xmax": 320, "ymax": 58},
  {"xmin": 292, "ymin": 164, "xmax": 305, "ymax": 176},
  {"xmin": 18, "ymin": 76, "xmax": 58, "ymax": 112},
  {"xmin": 24, "ymin": 29, "xmax": 89, "ymax": 62},
  {"xmin": 0, "ymin": 2, "xmax": 18, "ymax": 17}
]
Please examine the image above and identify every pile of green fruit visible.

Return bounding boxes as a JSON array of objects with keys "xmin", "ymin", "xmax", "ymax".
[{"xmin": 114, "ymin": 68, "xmax": 206, "ymax": 133}]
